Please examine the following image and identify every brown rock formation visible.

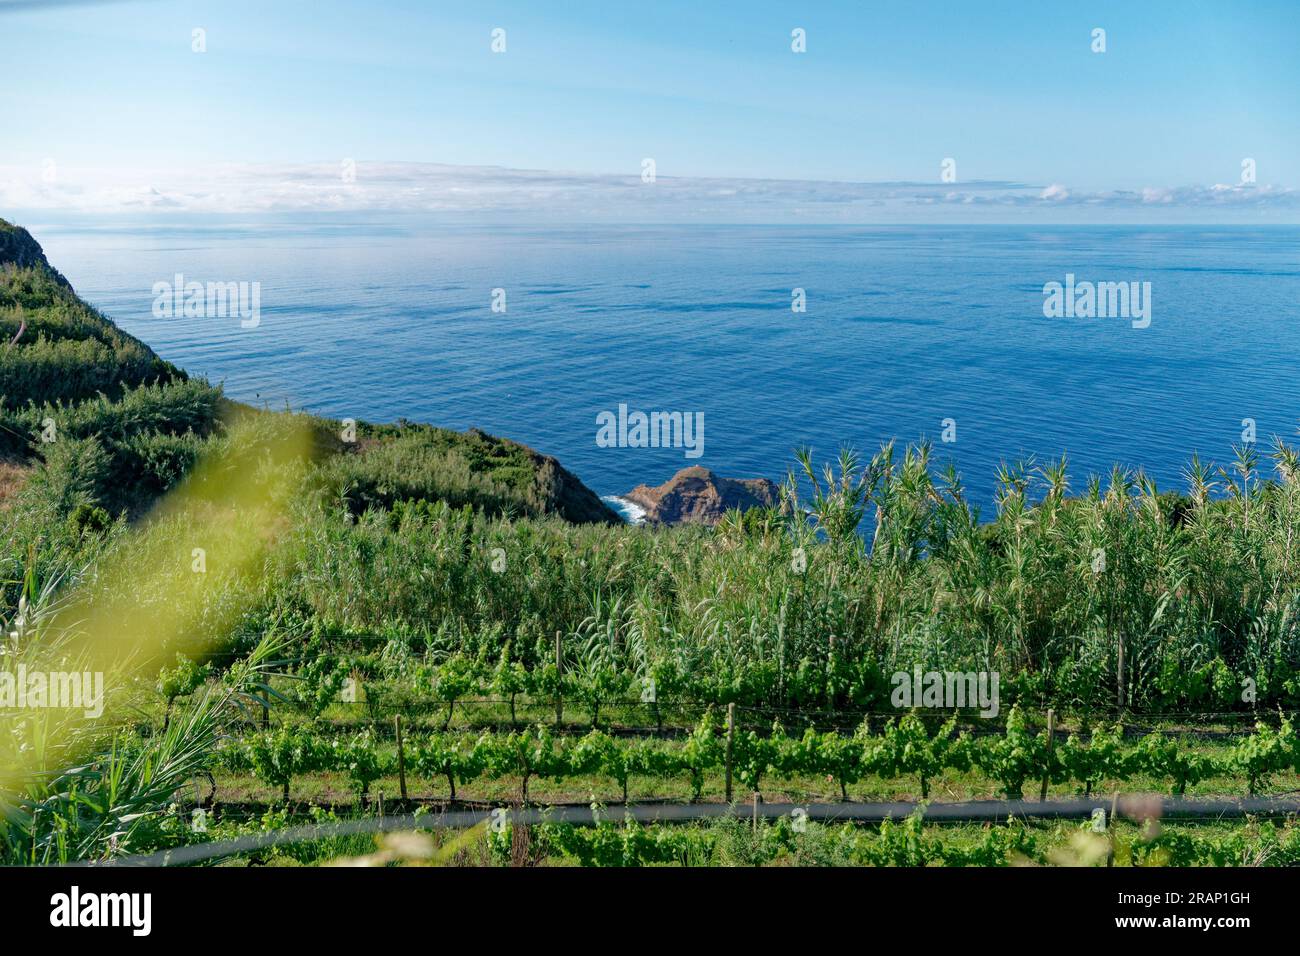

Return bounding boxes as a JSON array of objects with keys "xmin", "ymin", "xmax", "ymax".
[{"xmin": 622, "ymin": 466, "xmax": 779, "ymax": 525}]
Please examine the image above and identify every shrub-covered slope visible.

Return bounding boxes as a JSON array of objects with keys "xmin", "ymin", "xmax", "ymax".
[{"xmin": 0, "ymin": 222, "xmax": 183, "ymax": 409}]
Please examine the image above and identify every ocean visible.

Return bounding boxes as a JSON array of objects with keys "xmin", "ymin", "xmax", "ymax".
[{"xmin": 29, "ymin": 221, "xmax": 1300, "ymax": 514}]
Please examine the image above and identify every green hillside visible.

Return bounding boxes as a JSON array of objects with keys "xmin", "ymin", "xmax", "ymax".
[{"xmin": 0, "ymin": 217, "xmax": 617, "ymax": 571}]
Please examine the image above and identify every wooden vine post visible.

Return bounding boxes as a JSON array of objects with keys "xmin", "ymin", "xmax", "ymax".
[
  {"xmin": 725, "ymin": 702, "xmax": 735, "ymax": 804},
  {"xmin": 1040, "ymin": 708, "xmax": 1055, "ymax": 800},
  {"xmin": 395, "ymin": 715, "xmax": 408, "ymax": 801},
  {"xmin": 554, "ymin": 631, "xmax": 564, "ymax": 727},
  {"xmin": 827, "ymin": 634, "xmax": 836, "ymax": 712},
  {"xmin": 1106, "ymin": 791, "xmax": 1119, "ymax": 867}
]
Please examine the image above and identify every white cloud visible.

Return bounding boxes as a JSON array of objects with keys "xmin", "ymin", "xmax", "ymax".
[{"xmin": 1, "ymin": 162, "xmax": 1296, "ymax": 222}]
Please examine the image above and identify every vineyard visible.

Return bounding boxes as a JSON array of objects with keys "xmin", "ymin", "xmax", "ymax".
[
  {"xmin": 222, "ymin": 706, "xmax": 1299, "ymax": 806},
  {"xmin": 126, "ymin": 646, "xmax": 1300, "ymax": 867}
]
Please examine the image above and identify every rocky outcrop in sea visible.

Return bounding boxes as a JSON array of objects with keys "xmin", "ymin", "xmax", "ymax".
[{"xmin": 619, "ymin": 466, "xmax": 779, "ymax": 525}]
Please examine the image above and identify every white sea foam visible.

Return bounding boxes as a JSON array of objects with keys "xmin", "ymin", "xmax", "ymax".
[{"xmin": 601, "ymin": 495, "xmax": 647, "ymax": 526}]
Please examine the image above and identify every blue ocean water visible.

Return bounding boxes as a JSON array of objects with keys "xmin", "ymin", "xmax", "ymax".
[{"xmin": 30, "ymin": 221, "xmax": 1300, "ymax": 511}]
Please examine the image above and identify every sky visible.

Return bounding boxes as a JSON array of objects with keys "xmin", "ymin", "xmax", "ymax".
[{"xmin": 1, "ymin": 0, "xmax": 1298, "ymax": 221}]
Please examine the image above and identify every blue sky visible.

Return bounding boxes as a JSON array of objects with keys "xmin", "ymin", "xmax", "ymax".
[{"xmin": 2, "ymin": 0, "xmax": 1298, "ymax": 220}]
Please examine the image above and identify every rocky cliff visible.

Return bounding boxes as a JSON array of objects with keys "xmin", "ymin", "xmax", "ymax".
[
  {"xmin": 0, "ymin": 220, "xmax": 70, "ymax": 285},
  {"xmin": 622, "ymin": 465, "xmax": 779, "ymax": 525}
]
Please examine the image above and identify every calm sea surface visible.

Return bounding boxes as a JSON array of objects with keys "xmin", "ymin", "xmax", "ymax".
[{"xmin": 30, "ymin": 222, "xmax": 1300, "ymax": 511}]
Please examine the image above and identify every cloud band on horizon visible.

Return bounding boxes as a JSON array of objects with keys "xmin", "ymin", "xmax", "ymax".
[{"xmin": 3, "ymin": 162, "xmax": 1297, "ymax": 223}]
